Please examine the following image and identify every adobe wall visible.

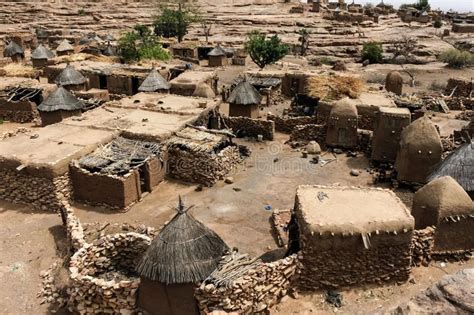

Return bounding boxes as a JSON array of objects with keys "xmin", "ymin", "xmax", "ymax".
[
  {"xmin": 194, "ymin": 254, "xmax": 300, "ymax": 314},
  {"xmin": 452, "ymin": 23, "xmax": 474, "ymax": 33},
  {"xmin": 228, "ymin": 103, "xmax": 259, "ymax": 119},
  {"xmin": 297, "ymin": 228, "xmax": 413, "ymax": 289},
  {"xmin": 267, "ymin": 114, "xmax": 318, "ymax": 133},
  {"xmin": 168, "ymin": 145, "xmax": 241, "ymax": 186},
  {"xmin": 434, "ymin": 216, "xmax": 474, "ymax": 253},
  {"xmin": 40, "ymin": 109, "xmax": 81, "ymax": 126},
  {"xmin": 317, "ymin": 102, "xmax": 377, "ymax": 130},
  {"xmin": 0, "ymin": 169, "xmax": 71, "ymax": 211},
  {"xmin": 68, "ymin": 233, "xmax": 151, "ymax": 314},
  {"xmin": 223, "ymin": 116, "xmax": 274, "ymax": 140},
  {"xmin": 107, "ymin": 75, "xmax": 138, "ymax": 95},
  {"xmin": 0, "ymin": 99, "xmax": 39, "ymax": 122},
  {"xmin": 70, "ymin": 162, "xmax": 140, "ymax": 210}
]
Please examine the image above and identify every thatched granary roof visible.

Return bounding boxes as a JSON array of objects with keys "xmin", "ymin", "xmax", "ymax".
[
  {"xmin": 192, "ymin": 83, "xmax": 215, "ymax": 98},
  {"xmin": 56, "ymin": 39, "xmax": 74, "ymax": 53},
  {"xmin": 330, "ymin": 98, "xmax": 358, "ymax": 117},
  {"xmin": 136, "ymin": 197, "xmax": 229, "ymax": 284},
  {"xmin": 54, "ymin": 64, "xmax": 86, "ymax": 86},
  {"xmin": 412, "ymin": 176, "xmax": 473, "ymax": 229},
  {"xmin": 227, "ymin": 80, "xmax": 262, "ymax": 105},
  {"xmin": 399, "ymin": 116, "xmax": 442, "ymax": 150},
  {"xmin": 31, "ymin": 44, "xmax": 55, "ymax": 60},
  {"xmin": 38, "ymin": 86, "xmax": 84, "ymax": 112},
  {"xmin": 138, "ymin": 68, "xmax": 170, "ymax": 92},
  {"xmin": 102, "ymin": 45, "xmax": 116, "ymax": 57},
  {"xmin": 4, "ymin": 41, "xmax": 24, "ymax": 57},
  {"xmin": 208, "ymin": 46, "xmax": 227, "ymax": 57},
  {"xmin": 429, "ymin": 142, "xmax": 474, "ymax": 192}
]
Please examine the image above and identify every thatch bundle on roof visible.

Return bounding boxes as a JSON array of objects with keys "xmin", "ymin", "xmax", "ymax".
[
  {"xmin": 2, "ymin": 64, "xmax": 39, "ymax": 78},
  {"xmin": 193, "ymin": 83, "xmax": 215, "ymax": 98},
  {"xmin": 136, "ymin": 197, "xmax": 229, "ymax": 284},
  {"xmin": 3, "ymin": 41, "xmax": 24, "ymax": 57},
  {"xmin": 54, "ymin": 64, "xmax": 86, "ymax": 86},
  {"xmin": 138, "ymin": 68, "xmax": 170, "ymax": 92},
  {"xmin": 227, "ymin": 80, "xmax": 261, "ymax": 105},
  {"xmin": 31, "ymin": 44, "xmax": 55, "ymax": 60},
  {"xmin": 56, "ymin": 39, "xmax": 74, "ymax": 53},
  {"xmin": 429, "ymin": 142, "xmax": 474, "ymax": 193},
  {"xmin": 38, "ymin": 86, "xmax": 84, "ymax": 112},
  {"xmin": 306, "ymin": 75, "xmax": 364, "ymax": 101}
]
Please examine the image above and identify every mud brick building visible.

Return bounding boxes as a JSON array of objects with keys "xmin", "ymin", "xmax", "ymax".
[
  {"xmin": 325, "ymin": 98, "xmax": 358, "ymax": 149},
  {"xmin": 169, "ymin": 70, "xmax": 217, "ymax": 96},
  {"xmin": 294, "ymin": 185, "xmax": 414, "ymax": 289}
]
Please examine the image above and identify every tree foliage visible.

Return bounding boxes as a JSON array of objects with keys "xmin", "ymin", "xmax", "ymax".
[
  {"xmin": 244, "ymin": 31, "xmax": 289, "ymax": 69},
  {"xmin": 297, "ymin": 28, "xmax": 310, "ymax": 56},
  {"xmin": 118, "ymin": 24, "xmax": 170, "ymax": 63},
  {"xmin": 362, "ymin": 41, "xmax": 383, "ymax": 64},
  {"xmin": 153, "ymin": 5, "xmax": 197, "ymax": 43}
]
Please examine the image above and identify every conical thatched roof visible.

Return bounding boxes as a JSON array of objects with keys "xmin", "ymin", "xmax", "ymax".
[
  {"xmin": 428, "ymin": 141, "xmax": 474, "ymax": 192},
  {"xmin": 227, "ymin": 80, "xmax": 261, "ymax": 105},
  {"xmin": 56, "ymin": 39, "xmax": 74, "ymax": 53},
  {"xmin": 38, "ymin": 86, "xmax": 84, "ymax": 112},
  {"xmin": 136, "ymin": 197, "xmax": 229, "ymax": 284},
  {"xmin": 412, "ymin": 176, "xmax": 473, "ymax": 229},
  {"xmin": 138, "ymin": 68, "xmax": 170, "ymax": 92},
  {"xmin": 208, "ymin": 46, "xmax": 226, "ymax": 57},
  {"xmin": 4, "ymin": 41, "xmax": 24, "ymax": 57},
  {"xmin": 31, "ymin": 44, "xmax": 55, "ymax": 60},
  {"xmin": 399, "ymin": 116, "xmax": 441, "ymax": 150},
  {"xmin": 102, "ymin": 45, "xmax": 116, "ymax": 56},
  {"xmin": 54, "ymin": 64, "xmax": 86, "ymax": 86},
  {"xmin": 193, "ymin": 83, "xmax": 215, "ymax": 98}
]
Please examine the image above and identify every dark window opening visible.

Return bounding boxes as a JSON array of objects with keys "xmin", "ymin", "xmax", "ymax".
[{"xmin": 99, "ymin": 75, "xmax": 108, "ymax": 89}]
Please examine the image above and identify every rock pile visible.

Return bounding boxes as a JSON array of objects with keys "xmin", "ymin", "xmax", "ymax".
[
  {"xmin": 68, "ymin": 232, "xmax": 151, "ymax": 314},
  {"xmin": 195, "ymin": 254, "xmax": 300, "ymax": 314},
  {"xmin": 0, "ymin": 127, "xmax": 30, "ymax": 140},
  {"xmin": 411, "ymin": 227, "xmax": 435, "ymax": 266}
]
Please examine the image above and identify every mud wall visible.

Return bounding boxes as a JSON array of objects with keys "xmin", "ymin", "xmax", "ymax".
[{"xmin": 0, "ymin": 99, "xmax": 39, "ymax": 122}]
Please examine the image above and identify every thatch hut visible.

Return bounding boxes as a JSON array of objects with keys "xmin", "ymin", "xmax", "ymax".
[
  {"xmin": 138, "ymin": 67, "xmax": 170, "ymax": 93},
  {"xmin": 56, "ymin": 39, "xmax": 74, "ymax": 56},
  {"xmin": 395, "ymin": 116, "xmax": 443, "ymax": 184},
  {"xmin": 3, "ymin": 41, "xmax": 24, "ymax": 62},
  {"xmin": 227, "ymin": 80, "xmax": 262, "ymax": 118},
  {"xmin": 428, "ymin": 142, "xmax": 474, "ymax": 198},
  {"xmin": 192, "ymin": 82, "xmax": 215, "ymax": 98},
  {"xmin": 325, "ymin": 98, "xmax": 358, "ymax": 149},
  {"xmin": 136, "ymin": 197, "xmax": 228, "ymax": 315},
  {"xmin": 38, "ymin": 86, "xmax": 84, "ymax": 126},
  {"xmin": 31, "ymin": 44, "xmax": 55, "ymax": 68},
  {"xmin": 54, "ymin": 64, "xmax": 87, "ymax": 91},
  {"xmin": 412, "ymin": 176, "xmax": 474, "ymax": 253},
  {"xmin": 208, "ymin": 46, "xmax": 228, "ymax": 67}
]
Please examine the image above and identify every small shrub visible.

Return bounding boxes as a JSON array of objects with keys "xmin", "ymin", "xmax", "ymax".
[
  {"xmin": 438, "ymin": 48, "xmax": 474, "ymax": 69},
  {"xmin": 245, "ymin": 31, "xmax": 289, "ymax": 69},
  {"xmin": 78, "ymin": 8, "xmax": 86, "ymax": 15},
  {"xmin": 362, "ymin": 42, "xmax": 383, "ymax": 64},
  {"xmin": 433, "ymin": 20, "xmax": 442, "ymax": 28},
  {"xmin": 429, "ymin": 80, "xmax": 447, "ymax": 91}
]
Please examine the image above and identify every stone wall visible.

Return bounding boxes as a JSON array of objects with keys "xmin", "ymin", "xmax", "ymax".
[
  {"xmin": 267, "ymin": 114, "xmax": 318, "ymax": 133},
  {"xmin": 68, "ymin": 233, "xmax": 151, "ymax": 314},
  {"xmin": 194, "ymin": 254, "xmax": 299, "ymax": 314},
  {"xmin": 358, "ymin": 129, "xmax": 373, "ymax": 154},
  {"xmin": 445, "ymin": 78, "xmax": 472, "ymax": 98},
  {"xmin": 223, "ymin": 116, "xmax": 275, "ymax": 140},
  {"xmin": 0, "ymin": 99, "xmax": 39, "ymax": 122},
  {"xmin": 411, "ymin": 227, "xmax": 435, "ymax": 267},
  {"xmin": 289, "ymin": 124, "xmax": 326, "ymax": 145},
  {"xmin": 168, "ymin": 145, "xmax": 241, "ymax": 186},
  {"xmin": 0, "ymin": 169, "xmax": 71, "ymax": 211}
]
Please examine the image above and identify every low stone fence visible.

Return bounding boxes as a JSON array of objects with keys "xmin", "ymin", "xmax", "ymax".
[
  {"xmin": 195, "ymin": 254, "xmax": 299, "ymax": 314},
  {"xmin": 0, "ymin": 169, "xmax": 71, "ymax": 211},
  {"xmin": 68, "ymin": 233, "xmax": 151, "ymax": 314},
  {"xmin": 358, "ymin": 129, "xmax": 373, "ymax": 154},
  {"xmin": 411, "ymin": 227, "xmax": 435, "ymax": 267},
  {"xmin": 61, "ymin": 201, "xmax": 86, "ymax": 251},
  {"xmin": 223, "ymin": 116, "xmax": 274, "ymax": 140},
  {"xmin": 289, "ymin": 124, "xmax": 326, "ymax": 144},
  {"xmin": 267, "ymin": 114, "xmax": 317, "ymax": 133}
]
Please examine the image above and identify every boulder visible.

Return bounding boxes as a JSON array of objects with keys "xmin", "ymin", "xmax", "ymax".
[{"xmin": 385, "ymin": 71, "xmax": 403, "ymax": 95}]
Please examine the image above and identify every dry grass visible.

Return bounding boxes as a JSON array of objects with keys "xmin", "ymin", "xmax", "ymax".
[
  {"xmin": 2, "ymin": 63, "xmax": 39, "ymax": 78},
  {"xmin": 306, "ymin": 75, "xmax": 364, "ymax": 101}
]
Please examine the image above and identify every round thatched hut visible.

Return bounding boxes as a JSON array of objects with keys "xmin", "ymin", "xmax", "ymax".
[
  {"xmin": 56, "ymin": 39, "xmax": 74, "ymax": 56},
  {"xmin": 31, "ymin": 44, "xmax": 55, "ymax": 68},
  {"xmin": 38, "ymin": 86, "xmax": 84, "ymax": 126},
  {"xmin": 3, "ymin": 41, "xmax": 24, "ymax": 62},
  {"xmin": 428, "ymin": 141, "xmax": 474, "ymax": 199},
  {"xmin": 192, "ymin": 82, "xmax": 215, "ymax": 98},
  {"xmin": 138, "ymin": 67, "xmax": 170, "ymax": 93},
  {"xmin": 395, "ymin": 116, "xmax": 442, "ymax": 184},
  {"xmin": 325, "ymin": 98, "xmax": 358, "ymax": 149},
  {"xmin": 227, "ymin": 80, "xmax": 262, "ymax": 118},
  {"xmin": 136, "ymin": 197, "xmax": 228, "ymax": 315},
  {"xmin": 412, "ymin": 176, "xmax": 474, "ymax": 253},
  {"xmin": 54, "ymin": 64, "xmax": 87, "ymax": 91},
  {"xmin": 208, "ymin": 46, "xmax": 228, "ymax": 67}
]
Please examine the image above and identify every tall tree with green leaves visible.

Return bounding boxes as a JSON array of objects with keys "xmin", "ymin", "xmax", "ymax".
[
  {"xmin": 244, "ymin": 31, "xmax": 289, "ymax": 69},
  {"xmin": 153, "ymin": 3, "xmax": 197, "ymax": 43},
  {"xmin": 118, "ymin": 24, "xmax": 170, "ymax": 63}
]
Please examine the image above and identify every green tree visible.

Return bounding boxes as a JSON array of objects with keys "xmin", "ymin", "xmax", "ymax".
[
  {"xmin": 414, "ymin": 0, "xmax": 430, "ymax": 10},
  {"xmin": 153, "ymin": 4, "xmax": 197, "ymax": 43},
  {"xmin": 362, "ymin": 41, "xmax": 383, "ymax": 64},
  {"xmin": 298, "ymin": 28, "xmax": 310, "ymax": 56},
  {"xmin": 118, "ymin": 24, "xmax": 170, "ymax": 63},
  {"xmin": 244, "ymin": 31, "xmax": 289, "ymax": 69}
]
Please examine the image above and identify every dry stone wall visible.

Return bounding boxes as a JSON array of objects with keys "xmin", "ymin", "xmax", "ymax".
[
  {"xmin": 195, "ymin": 254, "xmax": 300, "ymax": 314},
  {"xmin": 223, "ymin": 116, "xmax": 275, "ymax": 140},
  {"xmin": 267, "ymin": 114, "xmax": 318, "ymax": 133},
  {"xmin": 411, "ymin": 227, "xmax": 435, "ymax": 267},
  {"xmin": 289, "ymin": 124, "xmax": 327, "ymax": 144}
]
